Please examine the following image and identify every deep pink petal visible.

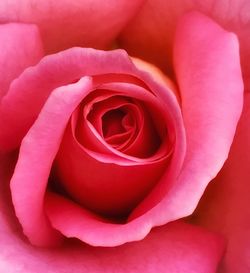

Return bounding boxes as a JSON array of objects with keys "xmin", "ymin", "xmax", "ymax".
[
  {"xmin": 0, "ymin": 0, "xmax": 144, "ymax": 54},
  {"xmin": 119, "ymin": 0, "xmax": 250, "ymax": 90},
  {"xmin": 54, "ymin": 124, "xmax": 168, "ymax": 217},
  {"xmin": 0, "ymin": 23, "xmax": 43, "ymax": 100},
  {"xmin": 193, "ymin": 93, "xmax": 250, "ymax": 273},
  {"xmin": 10, "ymin": 77, "xmax": 93, "ymax": 246}
]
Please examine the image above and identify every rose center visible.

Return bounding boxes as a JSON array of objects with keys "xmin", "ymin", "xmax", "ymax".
[{"xmin": 102, "ymin": 109, "xmax": 127, "ymax": 138}]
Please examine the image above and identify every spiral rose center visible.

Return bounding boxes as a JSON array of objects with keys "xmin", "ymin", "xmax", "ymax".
[
  {"xmin": 52, "ymin": 77, "xmax": 173, "ymax": 219},
  {"xmin": 85, "ymin": 94, "xmax": 162, "ymax": 158}
]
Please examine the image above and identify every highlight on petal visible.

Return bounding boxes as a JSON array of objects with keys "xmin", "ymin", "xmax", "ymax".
[
  {"xmin": 10, "ymin": 77, "xmax": 93, "ymax": 246},
  {"xmin": 0, "ymin": 23, "xmax": 44, "ymax": 100},
  {"xmin": 0, "ymin": 0, "xmax": 145, "ymax": 53}
]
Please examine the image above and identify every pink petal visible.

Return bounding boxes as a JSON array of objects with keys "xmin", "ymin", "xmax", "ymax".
[
  {"xmin": 0, "ymin": 0, "xmax": 144, "ymax": 54},
  {"xmin": 1, "ymin": 153, "xmax": 224, "ymax": 272},
  {"xmin": 192, "ymin": 93, "xmax": 250, "ymax": 273},
  {"xmin": 0, "ymin": 23, "xmax": 43, "ymax": 100},
  {"xmin": 127, "ymin": 12, "xmax": 244, "ymax": 222},
  {"xmin": 119, "ymin": 0, "xmax": 250, "ymax": 90},
  {"xmin": 10, "ymin": 77, "xmax": 93, "ymax": 246},
  {"xmin": 0, "ymin": 179, "xmax": 225, "ymax": 273},
  {"xmin": 0, "ymin": 48, "xmax": 146, "ymax": 151}
]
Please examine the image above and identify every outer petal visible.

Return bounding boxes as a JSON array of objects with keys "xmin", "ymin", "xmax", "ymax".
[
  {"xmin": 0, "ymin": 0, "xmax": 144, "ymax": 53},
  {"xmin": 127, "ymin": 12, "xmax": 243, "ymax": 221},
  {"xmin": 1, "ymin": 151, "xmax": 225, "ymax": 273},
  {"xmin": 0, "ymin": 167, "xmax": 225, "ymax": 273},
  {"xmin": 119, "ymin": 0, "xmax": 250, "ymax": 90},
  {"xmin": 0, "ymin": 23, "xmax": 43, "ymax": 100},
  {"xmin": 10, "ymin": 77, "xmax": 93, "ymax": 246},
  {"xmin": 192, "ymin": 93, "xmax": 250, "ymax": 273}
]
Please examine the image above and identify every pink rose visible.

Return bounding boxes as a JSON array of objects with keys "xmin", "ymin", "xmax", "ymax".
[{"xmin": 0, "ymin": 1, "xmax": 248, "ymax": 273}]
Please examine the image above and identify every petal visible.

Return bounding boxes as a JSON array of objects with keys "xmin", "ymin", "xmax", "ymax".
[
  {"xmin": 0, "ymin": 47, "xmax": 181, "ymax": 154},
  {"xmin": 54, "ymin": 123, "xmax": 168, "ymax": 217},
  {"xmin": 127, "ymin": 12, "xmax": 244, "ymax": 221},
  {"xmin": 119, "ymin": 0, "xmax": 250, "ymax": 90},
  {"xmin": 0, "ymin": 23, "xmax": 43, "ymax": 100},
  {"xmin": 0, "ymin": 0, "xmax": 144, "ymax": 53},
  {"xmin": 0, "ymin": 190, "xmax": 224, "ymax": 273},
  {"xmin": 0, "ymin": 154, "xmax": 224, "ymax": 272},
  {"xmin": 192, "ymin": 93, "xmax": 250, "ymax": 273},
  {"xmin": 10, "ymin": 77, "xmax": 93, "ymax": 246},
  {"xmin": 0, "ymin": 48, "xmax": 140, "ymax": 151}
]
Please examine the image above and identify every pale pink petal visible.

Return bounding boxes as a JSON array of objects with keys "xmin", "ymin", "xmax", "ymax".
[
  {"xmin": 119, "ymin": 0, "xmax": 250, "ymax": 90},
  {"xmin": 0, "ymin": 0, "xmax": 144, "ymax": 54},
  {"xmin": 0, "ymin": 23, "xmax": 43, "ymax": 100},
  {"xmin": 192, "ymin": 92, "xmax": 250, "ymax": 273},
  {"xmin": 10, "ymin": 77, "xmax": 93, "ymax": 246}
]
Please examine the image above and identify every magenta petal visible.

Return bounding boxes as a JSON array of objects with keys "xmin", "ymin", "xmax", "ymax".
[
  {"xmin": 0, "ymin": 23, "xmax": 43, "ymax": 100},
  {"xmin": 10, "ymin": 77, "xmax": 93, "ymax": 246}
]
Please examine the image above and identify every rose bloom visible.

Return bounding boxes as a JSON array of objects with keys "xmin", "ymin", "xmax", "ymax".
[{"xmin": 0, "ymin": 1, "xmax": 249, "ymax": 273}]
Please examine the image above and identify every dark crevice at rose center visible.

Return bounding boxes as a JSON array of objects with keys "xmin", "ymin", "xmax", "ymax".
[{"xmin": 102, "ymin": 109, "xmax": 127, "ymax": 137}]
